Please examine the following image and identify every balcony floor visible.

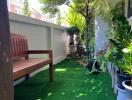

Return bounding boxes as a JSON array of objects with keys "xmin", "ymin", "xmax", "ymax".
[{"xmin": 14, "ymin": 59, "xmax": 116, "ymax": 100}]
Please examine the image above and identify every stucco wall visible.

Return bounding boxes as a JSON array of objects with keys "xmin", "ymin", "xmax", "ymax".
[
  {"xmin": 51, "ymin": 28, "xmax": 68, "ymax": 63},
  {"xmin": 94, "ymin": 15, "xmax": 108, "ymax": 53},
  {"xmin": 94, "ymin": 0, "xmax": 123, "ymax": 54},
  {"xmin": 9, "ymin": 12, "xmax": 68, "ymax": 64}
]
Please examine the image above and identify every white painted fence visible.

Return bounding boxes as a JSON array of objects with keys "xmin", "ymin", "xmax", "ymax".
[{"xmin": 9, "ymin": 12, "xmax": 69, "ymax": 65}]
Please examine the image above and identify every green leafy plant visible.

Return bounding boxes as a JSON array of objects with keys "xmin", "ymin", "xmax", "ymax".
[
  {"xmin": 122, "ymin": 44, "xmax": 132, "ymax": 88},
  {"xmin": 65, "ymin": 4, "xmax": 86, "ymax": 42},
  {"xmin": 97, "ymin": 52, "xmax": 108, "ymax": 71},
  {"xmin": 39, "ymin": 0, "xmax": 95, "ymax": 60},
  {"xmin": 67, "ymin": 26, "xmax": 80, "ymax": 36},
  {"xmin": 104, "ymin": 1, "xmax": 132, "ymax": 75},
  {"xmin": 22, "ymin": 0, "xmax": 31, "ymax": 17},
  {"xmin": 56, "ymin": 11, "xmax": 62, "ymax": 25},
  {"xmin": 122, "ymin": 44, "xmax": 132, "ymax": 75}
]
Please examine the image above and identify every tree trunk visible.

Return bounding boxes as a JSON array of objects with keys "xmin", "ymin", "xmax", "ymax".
[
  {"xmin": 85, "ymin": 0, "xmax": 90, "ymax": 61},
  {"xmin": 0, "ymin": 0, "xmax": 14, "ymax": 100}
]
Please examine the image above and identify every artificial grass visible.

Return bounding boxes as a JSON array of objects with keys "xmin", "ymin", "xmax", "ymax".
[{"xmin": 14, "ymin": 60, "xmax": 116, "ymax": 100}]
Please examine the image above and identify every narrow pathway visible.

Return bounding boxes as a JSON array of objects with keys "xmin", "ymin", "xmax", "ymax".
[{"xmin": 15, "ymin": 60, "xmax": 116, "ymax": 100}]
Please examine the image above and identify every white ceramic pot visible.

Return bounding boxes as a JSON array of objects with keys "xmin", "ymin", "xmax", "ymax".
[{"xmin": 122, "ymin": 80, "xmax": 132, "ymax": 100}]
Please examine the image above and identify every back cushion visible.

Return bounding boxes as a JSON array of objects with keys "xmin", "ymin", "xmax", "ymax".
[{"xmin": 11, "ymin": 33, "xmax": 28, "ymax": 60}]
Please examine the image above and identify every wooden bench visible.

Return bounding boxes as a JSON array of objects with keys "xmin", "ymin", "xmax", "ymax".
[{"xmin": 11, "ymin": 33, "xmax": 53, "ymax": 81}]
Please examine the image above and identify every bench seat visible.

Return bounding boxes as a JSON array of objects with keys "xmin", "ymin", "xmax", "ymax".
[
  {"xmin": 11, "ymin": 33, "xmax": 53, "ymax": 81},
  {"xmin": 13, "ymin": 58, "xmax": 51, "ymax": 80}
]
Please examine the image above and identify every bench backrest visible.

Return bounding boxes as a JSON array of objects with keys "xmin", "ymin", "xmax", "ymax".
[{"xmin": 11, "ymin": 33, "xmax": 28, "ymax": 60}]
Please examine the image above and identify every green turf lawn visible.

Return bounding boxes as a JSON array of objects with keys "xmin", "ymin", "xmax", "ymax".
[{"xmin": 14, "ymin": 60, "xmax": 116, "ymax": 100}]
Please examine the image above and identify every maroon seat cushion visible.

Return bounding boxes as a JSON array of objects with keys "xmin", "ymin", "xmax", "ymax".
[{"xmin": 13, "ymin": 58, "xmax": 51, "ymax": 80}]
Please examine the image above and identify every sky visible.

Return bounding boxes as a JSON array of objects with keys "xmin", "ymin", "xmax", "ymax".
[{"xmin": 29, "ymin": 0, "xmax": 42, "ymax": 13}]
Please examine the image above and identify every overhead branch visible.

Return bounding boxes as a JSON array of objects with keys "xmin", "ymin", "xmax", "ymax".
[
  {"xmin": 68, "ymin": 4, "xmax": 86, "ymax": 17},
  {"xmin": 72, "ymin": 0, "xmax": 79, "ymax": 8},
  {"xmin": 72, "ymin": 0, "xmax": 86, "ymax": 17},
  {"xmin": 85, "ymin": 0, "xmax": 89, "ymax": 6}
]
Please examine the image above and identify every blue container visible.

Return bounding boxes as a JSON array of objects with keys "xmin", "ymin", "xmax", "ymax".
[{"xmin": 115, "ymin": 85, "xmax": 126, "ymax": 100}]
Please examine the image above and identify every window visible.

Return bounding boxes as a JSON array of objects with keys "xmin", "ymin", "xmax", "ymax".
[{"xmin": 128, "ymin": 0, "xmax": 132, "ymax": 17}]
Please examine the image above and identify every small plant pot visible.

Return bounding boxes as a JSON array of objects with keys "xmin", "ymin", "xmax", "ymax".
[
  {"xmin": 69, "ymin": 45, "xmax": 76, "ymax": 53},
  {"xmin": 115, "ymin": 85, "xmax": 126, "ymax": 100},
  {"xmin": 122, "ymin": 80, "xmax": 132, "ymax": 100},
  {"xmin": 116, "ymin": 71, "xmax": 131, "ymax": 90}
]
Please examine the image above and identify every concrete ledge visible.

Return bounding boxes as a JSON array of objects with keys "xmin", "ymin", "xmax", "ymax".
[{"xmin": 9, "ymin": 12, "xmax": 66, "ymax": 30}]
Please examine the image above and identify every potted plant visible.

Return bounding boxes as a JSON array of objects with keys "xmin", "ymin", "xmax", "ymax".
[
  {"xmin": 105, "ymin": 27, "xmax": 132, "ymax": 100},
  {"xmin": 121, "ymin": 44, "xmax": 132, "ymax": 100},
  {"xmin": 66, "ymin": 26, "xmax": 80, "ymax": 54},
  {"xmin": 122, "ymin": 80, "xmax": 132, "ymax": 100},
  {"xmin": 104, "ymin": 2, "xmax": 132, "ymax": 89},
  {"xmin": 103, "ymin": 2, "xmax": 132, "ymax": 99}
]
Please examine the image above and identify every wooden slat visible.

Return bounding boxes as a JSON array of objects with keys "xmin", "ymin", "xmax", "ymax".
[
  {"xmin": 10, "ymin": 34, "xmax": 53, "ymax": 81},
  {"xmin": 27, "ymin": 50, "xmax": 53, "ymax": 81},
  {"xmin": 27, "ymin": 50, "xmax": 52, "ymax": 54},
  {"xmin": 11, "ymin": 33, "xmax": 28, "ymax": 60},
  {"xmin": 0, "ymin": 0, "xmax": 14, "ymax": 100},
  {"xmin": 13, "ymin": 58, "xmax": 51, "ymax": 80}
]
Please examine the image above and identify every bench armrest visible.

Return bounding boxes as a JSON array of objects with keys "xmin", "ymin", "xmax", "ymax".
[{"xmin": 27, "ymin": 50, "xmax": 53, "ymax": 59}]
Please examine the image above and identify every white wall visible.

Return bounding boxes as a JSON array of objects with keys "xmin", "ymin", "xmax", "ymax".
[
  {"xmin": 9, "ymin": 12, "xmax": 68, "ymax": 64},
  {"xmin": 128, "ymin": 17, "xmax": 132, "ymax": 26},
  {"xmin": 126, "ymin": 0, "xmax": 132, "ymax": 27},
  {"xmin": 51, "ymin": 28, "xmax": 68, "ymax": 64},
  {"xmin": 94, "ymin": 15, "xmax": 108, "ymax": 53},
  {"xmin": 94, "ymin": 0, "xmax": 122, "ymax": 54}
]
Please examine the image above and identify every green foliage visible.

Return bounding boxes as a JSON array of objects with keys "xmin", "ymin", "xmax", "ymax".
[
  {"xmin": 93, "ymin": 0, "xmax": 111, "ymax": 23},
  {"xmin": 65, "ymin": 0, "xmax": 95, "ymax": 57},
  {"xmin": 68, "ymin": 0, "xmax": 86, "ymax": 16},
  {"xmin": 39, "ymin": 0, "xmax": 65, "ymax": 15},
  {"xmin": 104, "ymin": 1, "xmax": 132, "ymax": 75},
  {"xmin": 65, "ymin": 2, "xmax": 86, "ymax": 41},
  {"xmin": 39, "ymin": 0, "xmax": 95, "ymax": 59},
  {"xmin": 22, "ymin": 0, "xmax": 31, "ymax": 17},
  {"xmin": 56, "ymin": 11, "xmax": 62, "ymax": 25},
  {"xmin": 66, "ymin": 26, "xmax": 80, "ymax": 36},
  {"xmin": 97, "ymin": 54, "xmax": 108, "ymax": 71},
  {"xmin": 121, "ymin": 44, "xmax": 132, "ymax": 75},
  {"xmin": 92, "ymin": 0, "xmax": 123, "ymax": 24}
]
